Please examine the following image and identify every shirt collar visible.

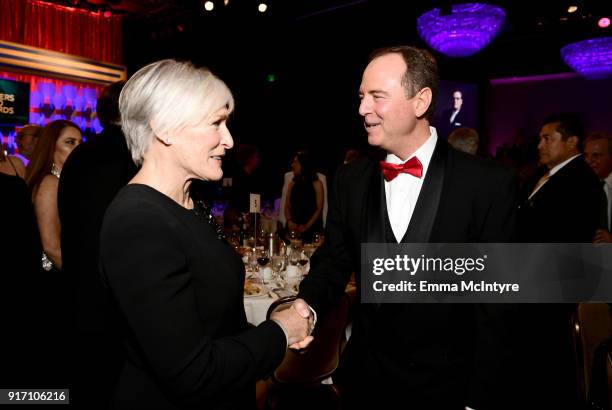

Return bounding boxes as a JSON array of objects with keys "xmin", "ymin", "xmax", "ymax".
[
  {"xmin": 385, "ymin": 127, "xmax": 438, "ymax": 178},
  {"xmin": 604, "ymin": 171, "xmax": 612, "ymax": 187},
  {"xmin": 549, "ymin": 154, "xmax": 581, "ymax": 176}
]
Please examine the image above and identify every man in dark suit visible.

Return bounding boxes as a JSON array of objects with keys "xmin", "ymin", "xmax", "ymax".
[
  {"xmin": 519, "ymin": 113, "xmax": 601, "ymax": 242},
  {"xmin": 58, "ymin": 81, "xmax": 137, "ymax": 408},
  {"xmin": 584, "ymin": 132, "xmax": 612, "ymax": 243},
  {"xmin": 517, "ymin": 113, "xmax": 602, "ymax": 408},
  {"xmin": 291, "ymin": 46, "xmax": 517, "ymax": 409},
  {"xmin": 438, "ymin": 89, "xmax": 466, "ymax": 139}
]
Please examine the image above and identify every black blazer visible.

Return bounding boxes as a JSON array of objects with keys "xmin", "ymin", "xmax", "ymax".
[
  {"xmin": 518, "ymin": 155, "xmax": 602, "ymax": 242},
  {"xmin": 516, "ymin": 155, "xmax": 602, "ymax": 408},
  {"xmin": 298, "ymin": 139, "xmax": 517, "ymax": 409},
  {"xmin": 100, "ymin": 184, "xmax": 286, "ymax": 409}
]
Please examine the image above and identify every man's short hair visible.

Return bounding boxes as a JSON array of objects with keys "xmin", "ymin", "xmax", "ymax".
[
  {"xmin": 16, "ymin": 124, "xmax": 42, "ymax": 140},
  {"xmin": 542, "ymin": 113, "xmax": 584, "ymax": 149},
  {"xmin": 585, "ymin": 131, "xmax": 612, "ymax": 155},
  {"xmin": 368, "ymin": 46, "xmax": 439, "ymax": 120},
  {"xmin": 97, "ymin": 81, "xmax": 125, "ymax": 127},
  {"xmin": 448, "ymin": 127, "xmax": 479, "ymax": 155}
]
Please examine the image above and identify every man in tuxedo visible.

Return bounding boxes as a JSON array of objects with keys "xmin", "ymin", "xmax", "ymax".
[
  {"xmin": 438, "ymin": 89, "xmax": 465, "ymax": 139},
  {"xmin": 292, "ymin": 46, "xmax": 517, "ymax": 409},
  {"xmin": 584, "ymin": 132, "xmax": 612, "ymax": 243},
  {"xmin": 517, "ymin": 113, "xmax": 602, "ymax": 408},
  {"xmin": 58, "ymin": 81, "xmax": 137, "ymax": 407},
  {"xmin": 518, "ymin": 114, "xmax": 601, "ymax": 242}
]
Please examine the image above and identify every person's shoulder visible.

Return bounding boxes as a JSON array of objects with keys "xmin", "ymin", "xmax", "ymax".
[
  {"xmin": 8, "ymin": 156, "xmax": 26, "ymax": 175},
  {"xmin": 0, "ymin": 172, "xmax": 27, "ymax": 191},
  {"xmin": 39, "ymin": 174, "xmax": 59, "ymax": 190},
  {"xmin": 448, "ymin": 147, "xmax": 515, "ymax": 183},
  {"xmin": 34, "ymin": 175, "xmax": 59, "ymax": 203},
  {"xmin": 337, "ymin": 156, "xmax": 376, "ymax": 180},
  {"xmin": 104, "ymin": 185, "xmax": 174, "ymax": 229}
]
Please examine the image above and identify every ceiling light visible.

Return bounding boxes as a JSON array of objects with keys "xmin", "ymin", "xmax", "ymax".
[
  {"xmin": 417, "ymin": 3, "xmax": 506, "ymax": 57},
  {"xmin": 599, "ymin": 17, "xmax": 611, "ymax": 29},
  {"xmin": 258, "ymin": 3, "xmax": 268, "ymax": 13},
  {"xmin": 561, "ymin": 37, "xmax": 612, "ymax": 79},
  {"xmin": 204, "ymin": 1, "xmax": 214, "ymax": 12},
  {"xmin": 567, "ymin": 6, "xmax": 578, "ymax": 14}
]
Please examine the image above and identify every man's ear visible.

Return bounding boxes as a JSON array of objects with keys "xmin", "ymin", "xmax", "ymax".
[
  {"xmin": 566, "ymin": 135, "xmax": 579, "ymax": 150},
  {"xmin": 414, "ymin": 87, "xmax": 432, "ymax": 119}
]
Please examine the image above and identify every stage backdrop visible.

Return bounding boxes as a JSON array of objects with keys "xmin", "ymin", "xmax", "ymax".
[{"xmin": 0, "ymin": 78, "xmax": 29, "ymax": 126}]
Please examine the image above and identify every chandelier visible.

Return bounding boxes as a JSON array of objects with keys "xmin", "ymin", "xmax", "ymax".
[
  {"xmin": 417, "ymin": 3, "xmax": 506, "ymax": 57},
  {"xmin": 561, "ymin": 37, "xmax": 612, "ymax": 79}
]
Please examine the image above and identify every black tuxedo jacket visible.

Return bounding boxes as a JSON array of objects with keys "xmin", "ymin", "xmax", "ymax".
[
  {"xmin": 518, "ymin": 155, "xmax": 602, "ymax": 242},
  {"xmin": 299, "ymin": 139, "xmax": 517, "ymax": 408},
  {"xmin": 439, "ymin": 108, "xmax": 465, "ymax": 139}
]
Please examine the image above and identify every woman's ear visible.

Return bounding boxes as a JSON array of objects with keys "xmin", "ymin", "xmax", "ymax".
[
  {"xmin": 150, "ymin": 120, "xmax": 171, "ymax": 145},
  {"xmin": 414, "ymin": 87, "xmax": 432, "ymax": 119}
]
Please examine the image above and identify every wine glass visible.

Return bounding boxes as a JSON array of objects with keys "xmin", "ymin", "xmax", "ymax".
[
  {"xmin": 256, "ymin": 249, "xmax": 271, "ymax": 284},
  {"xmin": 297, "ymin": 250, "xmax": 310, "ymax": 275},
  {"xmin": 271, "ymin": 255, "xmax": 286, "ymax": 288}
]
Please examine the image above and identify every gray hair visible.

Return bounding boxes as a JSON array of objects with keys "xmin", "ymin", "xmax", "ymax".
[
  {"xmin": 449, "ymin": 127, "xmax": 479, "ymax": 155},
  {"xmin": 119, "ymin": 59, "xmax": 234, "ymax": 166}
]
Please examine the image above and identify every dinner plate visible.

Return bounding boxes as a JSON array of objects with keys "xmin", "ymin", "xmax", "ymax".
[{"xmin": 244, "ymin": 282, "xmax": 268, "ymax": 298}]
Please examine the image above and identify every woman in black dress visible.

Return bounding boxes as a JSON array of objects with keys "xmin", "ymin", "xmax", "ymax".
[
  {"xmin": 284, "ymin": 150, "xmax": 324, "ymax": 242},
  {"xmin": 99, "ymin": 59, "xmax": 313, "ymax": 409}
]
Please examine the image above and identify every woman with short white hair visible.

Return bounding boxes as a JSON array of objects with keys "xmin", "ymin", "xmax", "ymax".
[{"xmin": 99, "ymin": 59, "xmax": 312, "ymax": 409}]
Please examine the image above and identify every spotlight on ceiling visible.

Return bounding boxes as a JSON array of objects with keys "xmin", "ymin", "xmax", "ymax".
[
  {"xmin": 258, "ymin": 3, "xmax": 268, "ymax": 13},
  {"xmin": 567, "ymin": 6, "xmax": 578, "ymax": 14},
  {"xmin": 599, "ymin": 17, "xmax": 611, "ymax": 29},
  {"xmin": 204, "ymin": 1, "xmax": 214, "ymax": 12}
]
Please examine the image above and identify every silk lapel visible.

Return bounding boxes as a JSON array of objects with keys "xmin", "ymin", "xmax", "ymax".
[
  {"xmin": 362, "ymin": 160, "xmax": 386, "ymax": 244},
  {"xmin": 401, "ymin": 138, "xmax": 447, "ymax": 243}
]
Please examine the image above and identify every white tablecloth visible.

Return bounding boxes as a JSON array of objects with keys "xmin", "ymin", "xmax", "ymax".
[{"xmin": 244, "ymin": 293, "xmax": 277, "ymax": 326}]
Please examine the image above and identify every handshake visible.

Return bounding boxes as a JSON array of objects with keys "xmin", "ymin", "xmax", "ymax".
[{"xmin": 270, "ymin": 298, "xmax": 315, "ymax": 349}]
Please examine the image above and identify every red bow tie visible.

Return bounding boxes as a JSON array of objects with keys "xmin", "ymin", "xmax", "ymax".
[{"xmin": 379, "ymin": 157, "xmax": 423, "ymax": 181}]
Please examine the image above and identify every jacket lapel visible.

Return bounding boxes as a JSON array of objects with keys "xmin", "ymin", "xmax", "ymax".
[
  {"xmin": 362, "ymin": 161, "xmax": 386, "ymax": 244},
  {"xmin": 401, "ymin": 138, "xmax": 447, "ymax": 243}
]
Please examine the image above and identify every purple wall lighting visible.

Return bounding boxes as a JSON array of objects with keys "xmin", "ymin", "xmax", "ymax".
[
  {"xmin": 561, "ymin": 37, "xmax": 612, "ymax": 79},
  {"xmin": 417, "ymin": 3, "xmax": 506, "ymax": 57}
]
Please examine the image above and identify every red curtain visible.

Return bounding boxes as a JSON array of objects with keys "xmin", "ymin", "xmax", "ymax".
[{"xmin": 0, "ymin": 0, "xmax": 122, "ymax": 64}]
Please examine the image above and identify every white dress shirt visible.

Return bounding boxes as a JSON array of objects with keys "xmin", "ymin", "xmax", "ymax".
[
  {"xmin": 384, "ymin": 127, "xmax": 438, "ymax": 242},
  {"xmin": 604, "ymin": 172, "xmax": 612, "ymax": 230}
]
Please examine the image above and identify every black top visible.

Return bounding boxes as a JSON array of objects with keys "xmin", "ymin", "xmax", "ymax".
[
  {"xmin": 100, "ymin": 184, "xmax": 286, "ymax": 409},
  {"xmin": 288, "ymin": 177, "xmax": 322, "ymax": 240}
]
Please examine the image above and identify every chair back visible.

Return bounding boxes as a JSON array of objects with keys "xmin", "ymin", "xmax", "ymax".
[{"xmin": 571, "ymin": 303, "xmax": 612, "ymax": 404}]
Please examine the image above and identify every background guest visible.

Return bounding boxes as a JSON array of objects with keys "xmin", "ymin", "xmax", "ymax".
[
  {"xmin": 58, "ymin": 81, "xmax": 136, "ymax": 408},
  {"xmin": 284, "ymin": 149, "xmax": 324, "ymax": 242},
  {"xmin": 25, "ymin": 120, "xmax": 82, "ymax": 271}
]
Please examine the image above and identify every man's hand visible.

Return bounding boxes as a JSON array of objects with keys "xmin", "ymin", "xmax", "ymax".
[
  {"xmin": 288, "ymin": 298, "xmax": 315, "ymax": 349},
  {"xmin": 270, "ymin": 298, "xmax": 314, "ymax": 347},
  {"xmin": 593, "ymin": 229, "xmax": 612, "ymax": 243}
]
